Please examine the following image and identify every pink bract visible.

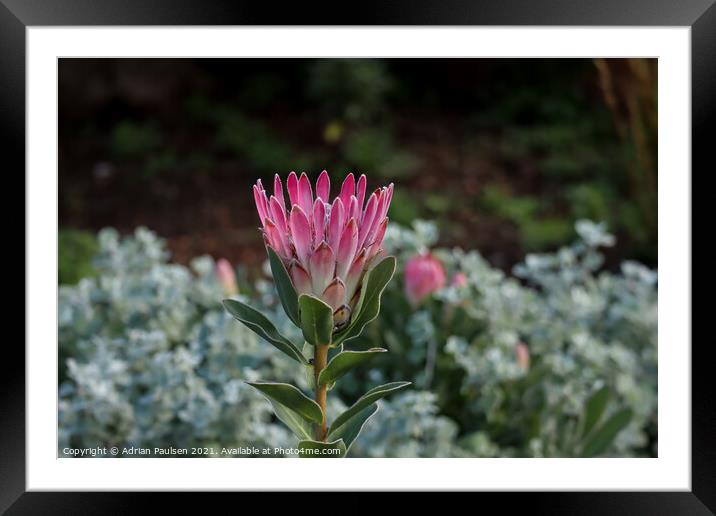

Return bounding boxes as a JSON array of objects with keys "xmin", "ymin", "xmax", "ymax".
[{"xmin": 254, "ymin": 171, "xmax": 393, "ymax": 324}]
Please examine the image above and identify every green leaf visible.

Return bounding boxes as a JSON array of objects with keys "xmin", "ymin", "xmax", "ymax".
[
  {"xmin": 328, "ymin": 343, "xmax": 344, "ymax": 361},
  {"xmin": 327, "ymin": 403, "xmax": 379, "ymax": 454},
  {"xmin": 266, "ymin": 399, "xmax": 314, "ymax": 440},
  {"xmin": 318, "ymin": 348, "xmax": 387, "ymax": 386},
  {"xmin": 333, "ymin": 256, "xmax": 396, "ymax": 346},
  {"xmin": 301, "ymin": 341, "xmax": 312, "ymax": 361},
  {"xmin": 581, "ymin": 408, "xmax": 633, "ymax": 457},
  {"xmin": 246, "ymin": 381, "xmax": 324, "ymax": 425},
  {"xmin": 329, "ymin": 381, "xmax": 410, "ymax": 435},
  {"xmin": 582, "ymin": 386, "xmax": 610, "ymax": 437},
  {"xmin": 299, "ymin": 294, "xmax": 333, "ymax": 346},
  {"xmin": 297, "ymin": 439, "xmax": 346, "ymax": 458},
  {"xmin": 223, "ymin": 299, "xmax": 306, "ymax": 364},
  {"xmin": 304, "ymin": 363, "xmax": 316, "ymax": 390},
  {"xmin": 303, "ymin": 343, "xmax": 344, "ymax": 390},
  {"xmin": 267, "ymin": 247, "xmax": 300, "ymax": 326}
]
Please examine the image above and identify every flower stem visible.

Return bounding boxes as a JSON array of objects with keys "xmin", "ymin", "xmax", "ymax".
[{"xmin": 314, "ymin": 344, "xmax": 329, "ymax": 441}]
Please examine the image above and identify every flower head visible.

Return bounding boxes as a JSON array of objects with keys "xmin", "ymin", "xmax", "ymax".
[
  {"xmin": 404, "ymin": 253, "xmax": 446, "ymax": 306},
  {"xmin": 254, "ymin": 171, "xmax": 393, "ymax": 327}
]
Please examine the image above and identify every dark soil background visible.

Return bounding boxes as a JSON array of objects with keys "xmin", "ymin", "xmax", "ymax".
[{"xmin": 58, "ymin": 58, "xmax": 656, "ymax": 283}]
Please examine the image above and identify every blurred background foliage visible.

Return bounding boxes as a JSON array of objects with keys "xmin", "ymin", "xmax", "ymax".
[
  {"xmin": 59, "ymin": 58, "xmax": 656, "ymax": 284},
  {"xmin": 58, "ymin": 58, "xmax": 657, "ymax": 457}
]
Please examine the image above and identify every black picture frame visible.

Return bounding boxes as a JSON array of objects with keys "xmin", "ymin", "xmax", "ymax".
[{"xmin": 2, "ymin": 0, "xmax": 710, "ymax": 512}]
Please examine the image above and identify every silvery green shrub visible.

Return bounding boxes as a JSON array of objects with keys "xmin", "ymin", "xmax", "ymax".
[
  {"xmin": 349, "ymin": 390, "xmax": 459, "ymax": 458},
  {"xmin": 368, "ymin": 219, "xmax": 657, "ymax": 457},
  {"xmin": 59, "ymin": 228, "xmax": 298, "ymax": 455},
  {"xmin": 58, "ymin": 220, "xmax": 656, "ymax": 458}
]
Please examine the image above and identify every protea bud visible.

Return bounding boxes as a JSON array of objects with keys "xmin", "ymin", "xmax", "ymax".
[
  {"xmin": 404, "ymin": 253, "xmax": 446, "ymax": 306},
  {"xmin": 516, "ymin": 342, "xmax": 530, "ymax": 371},
  {"xmin": 216, "ymin": 258, "xmax": 238, "ymax": 296},
  {"xmin": 451, "ymin": 271, "xmax": 468, "ymax": 288},
  {"xmin": 254, "ymin": 171, "xmax": 393, "ymax": 330}
]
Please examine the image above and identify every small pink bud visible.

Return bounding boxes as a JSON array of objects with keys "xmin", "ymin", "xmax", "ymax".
[
  {"xmin": 216, "ymin": 258, "xmax": 238, "ymax": 296},
  {"xmin": 404, "ymin": 254, "xmax": 446, "ymax": 306},
  {"xmin": 516, "ymin": 343, "xmax": 530, "ymax": 371},
  {"xmin": 451, "ymin": 272, "xmax": 468, "ymax": 288}
]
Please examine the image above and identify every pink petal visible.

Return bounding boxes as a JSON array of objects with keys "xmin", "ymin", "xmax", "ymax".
[
  {"xmin": 287, "ymin": 171, "xmax": 299, "ymax": 208},
  {"xmin": 321, "ymin": 277, "xmax": 346, "ymax": 312},
  {"xmin": 336, "ymin": 218, "xmax": 359, "ymax": 280},
  {"xmin": 365, "ymin": 217, "xmax": 388, "ymax": 261},
  {"xmin": 253, "ymin": 184, "xmax": 269, "ymax": 226},
  {"xmin": 316, "ymin": 170, "xmax": 330, "ymax": 201},
  {"xmin": 356, "ymin": 174, "xmax": 367, "ymax": 212},
  {"xmin": 348, "ymin": 195, "xmax": 359, "ymax": 222},
  {"xmin": 344, "ymin": 249, "xmax": 367, "ymax": 304},
  {"xmin": 361, "ymin": 189, "xmax": 378, "ymax": 224},
  {"xmin": 273, "ymin": 174, "xmax": 286, "ymax": 213},
  {"xmin": 264, "ymin": 219, "xmax": 288, "ymax": 257},
  {"xmin": 289, "ymin": 260, "xmax": 312, "ymax": 296},
  {"xmin": 376, "ymin": 184, "xmax": 393, "ymax": 221},
  {"xmin": 309, "ymin": 241, "xmax": 335, "ymax": 295},
  {"xmin": 384, "ymin": 183, "xmax": 394, "ymax": 214},
  {"xmin": 339, "ymin": 173, "xmax": 355, "ymax": 209},
  {"xmin": 363, "ymin": 190, "xmax": 386, "ymax": 248},
  {"xmin": 327, "ymin": 197, "xmax": 345, "ymax": 250},
  {"xmin": 376, "ymin": 187, "xmax": 388, "ymax": 221},
  {"xmin": 358, "ymin": 191, "xmax": 379, "ymax": 247},
  {"xmin": 363, "ymin": 184, "xmax": 392, "ymax": 248},
  {"xmin": 298, "ymin": 172, "xmax": 314, "ymax": 216},
  {"xmin": 313, "ymin": 198, "xmax": 327, "ymax": 243},
  {"xmin": 269, "ymin": 196, "xmax": 287, "ymax": 234},
  {"xmin": 289, "ymin": 204, "xmax": 312, "ymax": 268},
  {"xmin": 269, "ymin": 195, "xmax": 291, "ymax": 252}
]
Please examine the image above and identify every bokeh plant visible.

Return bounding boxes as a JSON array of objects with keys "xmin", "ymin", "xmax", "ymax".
[{"xmin": 223, "ymin": 171, "xmax": 411, "ymax": 457}]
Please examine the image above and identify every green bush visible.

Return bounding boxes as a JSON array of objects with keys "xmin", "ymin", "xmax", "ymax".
[
  {"xmin": 480, "ymin": 185, "xmax": 572, "ymax": 250},
  {"xmin": 58, "ymin": 229, "xmax": 97, "ymax": 285},
  {"xmin": 306, "ymin": 59, "xmax": 393, "ymax": 122},
  {"xmin": 342, "ymin": 128, "xmax": 419, "ymax": 180}
]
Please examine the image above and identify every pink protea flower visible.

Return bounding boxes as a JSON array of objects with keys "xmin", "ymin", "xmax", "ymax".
[
  {"xmin": 253, "ymin": 170, "xmax": 393, "ymax": 328},
  {"xmin": 404, "ymin": 254, "xmax": 446, "ymax": 306}
]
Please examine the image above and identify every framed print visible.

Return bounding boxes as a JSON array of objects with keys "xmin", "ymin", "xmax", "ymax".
[{"xmin": 3, "ymin": 0, "xmax": 711, "ymax": 511}]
